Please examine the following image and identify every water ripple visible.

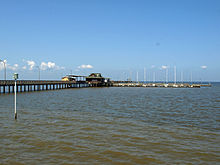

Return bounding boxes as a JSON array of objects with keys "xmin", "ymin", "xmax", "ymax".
[{"xmin": 0, "ymin": 85, "xmax": 220, "ymax": 164}]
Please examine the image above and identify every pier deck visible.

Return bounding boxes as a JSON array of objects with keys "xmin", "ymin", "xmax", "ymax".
[
  {"xmin": 0, "ymin": 80, "xmax": 91, "ymax": 94},
  {"xmin": 0, "ymin": 80, "xmax": 211, "ymax": 94}
]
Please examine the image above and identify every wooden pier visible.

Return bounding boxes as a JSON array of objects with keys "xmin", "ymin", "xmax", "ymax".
[
  {"xmin": 0, "ymin": 79, "xmax": 212, "ymax": 94},
  {"xmin": 0, "ymin": 80, "xmax": 94, "ymax": 94}
]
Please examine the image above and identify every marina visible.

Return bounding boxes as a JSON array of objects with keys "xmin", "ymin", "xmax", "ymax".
[{"xmin": 112, "ymin": 81, "xmax": 212, "ymax": 88}]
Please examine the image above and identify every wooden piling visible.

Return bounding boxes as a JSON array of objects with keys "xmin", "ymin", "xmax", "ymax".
[
  {"xmin": 8, "ymin": 86, "xmax": 11, "ymax": 93},
  {"xmin": 3, "ymin": 86, "xmax": 5, "ymax": 93}
]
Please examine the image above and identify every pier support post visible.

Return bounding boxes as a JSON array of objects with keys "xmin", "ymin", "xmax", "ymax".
[{"xmin": 3, "ymin": 86, "xmax": 5, "ymax": 93}]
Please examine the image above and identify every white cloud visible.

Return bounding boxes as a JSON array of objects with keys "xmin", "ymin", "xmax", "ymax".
[
  {"xmin": 1, "ymin": 60, "xmax": 19, "ymax": 71},
  {"xmin": 40, "ymin": 62, "xmax": 48, "ymax": 70},
  {"xmin": 201, "ymin": 65, "xmax": 207, "ymax": 69},
  {"xmin": 40, "ymin": 61, "xmax": 64, "ymax": 70},
  {"xmin": 26, "ymin": 60, "xmax": 36, "ymax": 70},
  {"xmin": 48, "ymin": 62, "xmax": 55, "ymax": 69},
  {"xmin": 22, "ymin": 66, "xmax": 27, "ymax": 70},
  {"xmin": 161, "ymin": 65, "xmax": 168, "ymax": 69},
  {"xmin": 8, "ymin": 64, "xmax": 19, "ymax": 71},
  {"xmin": 78, "ymin": 64, "xmax": 93, "ymax": 69}
]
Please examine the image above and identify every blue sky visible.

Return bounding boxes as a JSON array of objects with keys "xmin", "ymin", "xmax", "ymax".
[{"xmin": 0, "ymin": 0, "xmax": 219, "ymax": 81}]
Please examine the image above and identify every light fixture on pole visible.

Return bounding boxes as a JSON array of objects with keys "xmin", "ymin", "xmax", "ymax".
[
  {"xmin": 0, "ymin": 59, "xmax": 6, "ymax": 80},
  {"xmin": 13, "ymin": 73, "xmax": 19, "ymax": 120}
]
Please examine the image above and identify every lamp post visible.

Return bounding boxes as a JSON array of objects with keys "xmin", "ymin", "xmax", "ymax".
[
  {"xmin": 13, "ymin": 73, "xmax": 18, "ymax": 120},
  {"xmin": 0, "ymin": 59, "xmax": 6, "ymax": 80}
]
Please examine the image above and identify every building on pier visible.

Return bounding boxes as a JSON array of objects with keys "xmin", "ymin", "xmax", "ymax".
[
  {"xmin": 86, "ymin": 73, "xmax": 104, "ymax": 83},
  {"xmin": 61, "ymin": 76, "xmax": 76, "ymax": 81},
  {"xmin": 86, "ymin": 73, "xmax": 111, "ymax": 86},
  {"xmin": 62, "ymin": 75, "xmax": 86, "ymax": 82}
]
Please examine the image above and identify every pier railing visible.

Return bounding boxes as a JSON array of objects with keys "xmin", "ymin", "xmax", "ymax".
[
  {"xmin": 0, "ymin": 80, "xmax": 85, "ymax": 85},
  {"xmin": 0, "ymin": 80, "xmax": 114, "ymax": 94},
  {"xmin": 0, "ymin": 80, "xmax": 90, "ymax": 94}
]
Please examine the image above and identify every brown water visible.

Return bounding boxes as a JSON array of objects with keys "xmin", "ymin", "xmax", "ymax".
[{"xmin": 0, "ymin": 84, "xmax": 220, "ymax": 164}]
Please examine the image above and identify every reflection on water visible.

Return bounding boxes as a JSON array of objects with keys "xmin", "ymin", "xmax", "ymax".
[{"xmin": 0, "ymin": 84, "xmax": 220, "ymax": 164}]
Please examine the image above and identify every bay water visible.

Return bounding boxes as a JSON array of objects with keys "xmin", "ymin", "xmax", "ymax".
[{"xmin": 0, "ymin": 84, "xmax": 220, "ymax": 164}]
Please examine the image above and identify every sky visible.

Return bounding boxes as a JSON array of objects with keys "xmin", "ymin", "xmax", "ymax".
[{"xmin": 0, "ymin": 0, "xmax": 219, "ymax": 81}]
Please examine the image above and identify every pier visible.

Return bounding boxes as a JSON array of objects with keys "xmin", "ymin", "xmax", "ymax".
[
  {"xmin": 0, "ymin": 80, "xmax": 98, "ymax": 94},
  {"xmin": 0, "ymin": 79, "xmax": 212, "ymax": 94},
  {"xmin": 0, "ymin": 73, "xmax": 114, "ymax": 94}
]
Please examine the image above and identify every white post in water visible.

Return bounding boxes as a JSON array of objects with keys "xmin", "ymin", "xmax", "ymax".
[{"xmin": 14, "ymin": 73, "xmax": 18, "ymax": 120}]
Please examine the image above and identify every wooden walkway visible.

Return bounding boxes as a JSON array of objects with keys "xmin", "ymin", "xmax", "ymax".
[{"xmin": 0, "ymin": 80, "xmax": 89, "ymax": 94}]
